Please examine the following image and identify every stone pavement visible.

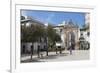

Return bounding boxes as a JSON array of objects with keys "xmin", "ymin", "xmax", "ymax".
[{"xmin": 21, "ymin": 50, "xmax": 89, "ymax": 63}]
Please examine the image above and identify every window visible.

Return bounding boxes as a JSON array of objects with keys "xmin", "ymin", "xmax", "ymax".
[{"xmin": 87, "ymin": 32, "xmax": 90, "ymax": 36}]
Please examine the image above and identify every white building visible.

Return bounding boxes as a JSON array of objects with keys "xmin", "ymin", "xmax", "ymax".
[
  {"xmin": 80, "ymin": 13, "xmax": 90, "ymax": 42},
  {"xmin": 21, "ymin": 16, "xmax": 47, "ymax": 54},
  {"xmin": 54, "ymin": 20, "xmax": 80, "ymax": 50},
  {"xmin": 79, "ymin": 13, "xmax": 90, "ymax": 50}
]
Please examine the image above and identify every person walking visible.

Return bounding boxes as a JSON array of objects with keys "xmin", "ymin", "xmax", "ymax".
[{"xmin": 69, "ymin": 41, "xmax": 72, "ymax": 55}]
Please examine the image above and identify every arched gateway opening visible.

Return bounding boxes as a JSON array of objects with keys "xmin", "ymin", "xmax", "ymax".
[{"xmin": 67, "ymin": 31, "xmax": 75, "ymax": 50}]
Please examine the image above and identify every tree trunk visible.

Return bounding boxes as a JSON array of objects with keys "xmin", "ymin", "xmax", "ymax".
[
  {"xmin": 56, "ymin": 47, "xmax": 57, "ymax": 54},
  {"xmin": 46, "ymin": 50, "xmax": 48, "ymax": 56},
  {"xmin": 59, "ymin": 47, "xmax": 62, "ymax": 54},
  {"xmin": 30, "ymin": 43, "xmax": 34, "ymax": 60},
  {"xmin": 37, "ymin": 46, "xmax": 40, "ymax": 58},
  {"xmin": 46, "ymin": 47, "xmax": 48, "ymax": 56}
]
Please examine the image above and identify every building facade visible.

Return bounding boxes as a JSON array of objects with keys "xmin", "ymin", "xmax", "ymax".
[
  {"xmin": 54, "ymin": 20, "xmax": 80, "ymax": 50},
  {"xmin": 21, "ymin": 16, "xmax": 47, "ymax": 54},
  {"xmin": 79, "ymin": 13, "xmax": 90, "ymax": 50},
  {"xmin": 21, "ymin": 14, "xmax": 89, "ymax": 53}
]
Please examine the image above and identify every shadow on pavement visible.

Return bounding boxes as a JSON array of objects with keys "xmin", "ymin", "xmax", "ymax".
[
  {"xmin": 21, "ymin": 58, "xmax": 45, "ymax": 63},
  {"xmin": 40, "ymin": 52, "xmax": 69, "ymax": 59},
  {"xmin": 21, "ymin": 52, "xmax": 70, "ymax": 63},
  {"xmin": 59, "ymin": 53, "xmax": 69, "ymax": 56},
  {"xmin": 40, "ymin": 54, "xmax": 58, "ymax": 59}
]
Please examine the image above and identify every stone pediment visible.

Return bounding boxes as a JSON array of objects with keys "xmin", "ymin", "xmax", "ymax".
[{"xmin": 59, "ymin": 19, "xmax": 79, "ymax": 28}]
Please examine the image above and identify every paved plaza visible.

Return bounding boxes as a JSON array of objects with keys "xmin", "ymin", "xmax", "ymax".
[{"xmin": 21, "ymin": 50, "xmax": 89, "ymax": 63}]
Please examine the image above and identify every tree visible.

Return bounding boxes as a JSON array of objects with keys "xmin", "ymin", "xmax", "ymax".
[
  {"xmin": 47, "ymin": 25, "xmax": 55, "ymax": 48},
  {"xmin": 21, "ymin": 16, "xmax": 25, "ymax": 20},
  {"xmin": 21, "ymin": 22, "xmax": 61, "ymax": 58},
  {"xmin": 21, "ymin": 23, "xmax": 46, "ymax": 59},
  {"xmin": 46, "ymin": 25, "xmax": 61, "ymax": 53},
  {"xmin": 55, "ymin": 33, "xmax": 62, "ymax": 54}
]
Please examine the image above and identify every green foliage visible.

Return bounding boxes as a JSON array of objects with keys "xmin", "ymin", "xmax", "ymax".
[
  {"xmin": 21, "ymin": 16, "xmax": 25, "ymax": 20},
  {"xmin": 46, "ymin": 25, "xmax": 61, "ymax": 48},
  {"xmin": 21, "ymin": 24, "xmax": 61, "ymax": 49},
  {"xmin": 21, "ymin": 24, "xmax": 45, "ymax": 43}
]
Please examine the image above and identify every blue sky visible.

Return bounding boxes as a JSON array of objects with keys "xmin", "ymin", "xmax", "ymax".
[{"xmin": 21, "ymin": 10, "xmax": 85, "ymax": 28}]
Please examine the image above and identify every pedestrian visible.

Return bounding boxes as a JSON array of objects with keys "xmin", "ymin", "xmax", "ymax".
[
  {"xmin": 69, "ymin": 41, "xmax": 72, "ymax": 55},
  {"xmin": 70, "ymin": 47, "xmax": 72, "ymax": 55}
]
